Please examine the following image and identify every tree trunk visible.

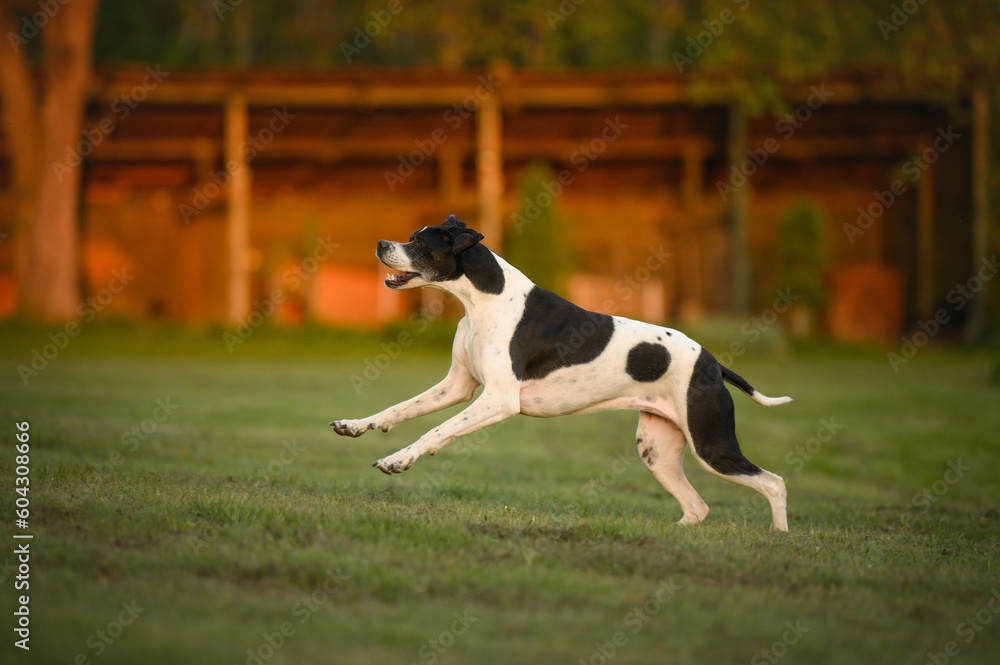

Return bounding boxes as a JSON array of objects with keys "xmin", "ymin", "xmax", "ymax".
[
  {"xmin": 0, "ymin": 0, "xmax": 99, "ymax": 320},
  {"xmin": 0, "ymin": 6, "xmax": 40, "ymax": 308}
]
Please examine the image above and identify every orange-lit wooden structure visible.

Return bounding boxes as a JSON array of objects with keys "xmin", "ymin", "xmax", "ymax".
[{"xmin": 0, "ymin": 68, "xmax": 987, "ymax": 341}]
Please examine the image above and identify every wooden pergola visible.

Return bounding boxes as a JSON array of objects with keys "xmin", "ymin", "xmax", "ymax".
[{"xmin": 85, "ymin": 67, "xmax": 990, "ymax": 332}]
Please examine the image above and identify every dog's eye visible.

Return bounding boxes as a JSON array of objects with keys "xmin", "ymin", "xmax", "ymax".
[{"xmin": 415, "ymin": 238, "xmax": 425, "ymax": 247}]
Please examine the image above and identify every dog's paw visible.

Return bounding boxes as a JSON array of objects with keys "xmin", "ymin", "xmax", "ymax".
[
  {"xmin": 373, "ymin": 448, "xmax": 418, "ymax": 475},
  {"xmin": 330, "ymin": 419, "xmax": 378, "ymax": 438}
]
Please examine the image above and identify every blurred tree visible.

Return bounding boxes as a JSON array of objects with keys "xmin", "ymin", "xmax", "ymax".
[
  {"xmin": 504, "ymin": 164, "xmax": 574, "ymax": 294},
  {"xmin": 777, "ymin": 197, "xmax": 829, "ymax": 337},
  {"xmin": 82, "ymin": 0, "xmax": 1000, "ymax": 95},
  {"xmin": 1, "ymin": 0, "xmax": 100, "ymax": 320}
]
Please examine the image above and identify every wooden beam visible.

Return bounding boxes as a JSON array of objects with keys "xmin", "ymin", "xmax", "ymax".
[
  {"xmin": 476, "ymin": 92, "xmax": 503, "ymax": 250},
  {"xmin": 91, "ymin": 70, "xmax": 940, "ymax": 110},
  {"xmin": 225, "ymin": 91, "xmax": 251, "ymax": 323},
  {"xmin": 967, "ymin": 84, "xmax": 991, "ymax": 341},
  {"xmin": 87, "ymin": 136, "xmax": 714, "ymax": 163},
  {"xmin": 74, "ymin": 135, "xmax": 922, "ymax": 165},
  {"xmin": 728, "ymin": 102, "xmax": 750, "ymax": 316},
  {"xmin": 503, "ymin": 137, "xmax": 711, "ymax": 161}
]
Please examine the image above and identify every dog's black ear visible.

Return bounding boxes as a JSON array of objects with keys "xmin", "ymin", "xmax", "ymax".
[
  {"xmin": 452, "ymin": 230, "xmax": 484, "ymax": 254},
  {"xmin": 442, "ymin": 214, "xmax": 466, "ymax": 230}
]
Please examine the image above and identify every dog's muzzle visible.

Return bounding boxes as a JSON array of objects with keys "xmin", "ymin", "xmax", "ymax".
[
  {"xmin": 385, "ymin": 271, "xmax": 419, "ymax": 288},
  {"xmin": 377, "ymin": 239, "xmax": 421, "ymax": 288}
]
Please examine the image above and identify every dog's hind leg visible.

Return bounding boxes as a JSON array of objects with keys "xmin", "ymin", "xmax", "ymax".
[
  {"xmin": 684, "ymin": 361, "xmax": 788, "ymax": 531},
  {"xmin": 688, "ymin": 442, "xmax": 788, "ymax": 532},
  {"xmin": 636, "ymin": 411, "xmax": 709, "ymax": 525}
]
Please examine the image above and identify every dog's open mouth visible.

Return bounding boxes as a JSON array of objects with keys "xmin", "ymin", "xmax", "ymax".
[{"xmin": 385, "ymin": 271, "xmax": 420, "ymax": 288}]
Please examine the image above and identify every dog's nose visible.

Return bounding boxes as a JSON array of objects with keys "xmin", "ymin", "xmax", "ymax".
[{"xmin": 377, "ymin": 239, "xmax": 390, "ymax": 253}]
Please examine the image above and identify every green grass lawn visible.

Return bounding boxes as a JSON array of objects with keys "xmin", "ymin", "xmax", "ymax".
[{"xmin": 1, "ymin": 322, "xmax": 999, "ymax": 665}]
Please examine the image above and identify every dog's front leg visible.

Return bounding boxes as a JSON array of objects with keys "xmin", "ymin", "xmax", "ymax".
[
  {"xmin": 331, "ymin": 362, "xmax": 479, "ymax": 437},
  {"xmin": 373, "ymin": 390, "xmax": 519, "ymax": 474}
]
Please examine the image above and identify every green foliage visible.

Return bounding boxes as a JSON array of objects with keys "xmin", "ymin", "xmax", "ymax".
[
  {"xmin": 778, "ymin": 196, "xmax": 829, "ymax": 313},
  {"xmin": 88, "ymin": 0, "xmax": 1000, "ymax": 97},
  {"xmin": 503, "ymin": 163, "xmax": 574, "ymax": 294}
]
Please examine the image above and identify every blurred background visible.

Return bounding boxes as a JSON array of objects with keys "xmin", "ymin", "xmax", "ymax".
[
  {"xmin": 1, "ymin": 0, "xmax": 998, "ymax": 343},
  {"xmin": 4, "ymin": 5, "xmax": 1000, "ymax": 664}
]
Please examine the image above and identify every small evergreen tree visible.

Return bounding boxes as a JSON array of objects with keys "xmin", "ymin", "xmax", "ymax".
[
  {"xmin": 778, "ymin": 197, "xmax": 829, "ymax": 334},
  {"xmin": 505, "ymin": 163, "xmax": 574, "ymax": 294}
]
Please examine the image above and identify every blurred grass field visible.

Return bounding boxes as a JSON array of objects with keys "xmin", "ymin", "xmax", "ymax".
[{"xmin": 1, "ymin": 320, "xmax": 999, "ymax": 665}]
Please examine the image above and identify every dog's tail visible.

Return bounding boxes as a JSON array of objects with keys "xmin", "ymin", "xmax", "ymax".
[{"xmin": 721, "ymin": 365, "xmax": 793, "ymax": 407}]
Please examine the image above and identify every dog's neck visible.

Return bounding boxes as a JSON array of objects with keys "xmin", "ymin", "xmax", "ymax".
[{"xmin": 431, "ymin": 247, "xmax": 533, "ymax": 317}]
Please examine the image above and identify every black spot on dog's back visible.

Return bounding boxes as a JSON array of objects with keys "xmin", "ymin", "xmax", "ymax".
[
  {"xmin": 509, "ymin": 287, "xmax": 614, "ymax": 380},
  {"xmin": 625, "ymin": 342, "xmax": 669, "ymax": 382}
]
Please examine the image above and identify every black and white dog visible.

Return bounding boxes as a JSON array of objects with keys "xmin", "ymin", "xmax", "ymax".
[{"xmin": 331, "ymin": 215, "xmax": 792, "ymax": 530}]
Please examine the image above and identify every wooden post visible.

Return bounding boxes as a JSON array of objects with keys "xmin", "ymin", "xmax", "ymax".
[
  {"xmin": 439, "ymin": 143, "xmax": 462, "ymax": 206},
  {"xmin": 682, "ymin": 142, "xmax": 704, "ymax": 209},
  {"xmin": 967, "ymin": 84, "xmax": 991, "ymax": 341},
  {"xmin": 728, "ymin": 103, "xmax": 750, "ymax": 316},
  {"xmin": 225, "ymin": 91, "xmax": 251, "ymax": 323},
  {"xmin": 916, "ymin": 152, "xmax": 935, "ymax": 318},
  {"xmin": 477, "ymin": 92, "xmax": 503, "ymax": 250}
]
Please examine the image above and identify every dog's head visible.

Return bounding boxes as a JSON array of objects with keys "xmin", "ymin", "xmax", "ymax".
[{"xmin": 377, "ymin": 215, "xmax": 492, "ymax": 291}]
